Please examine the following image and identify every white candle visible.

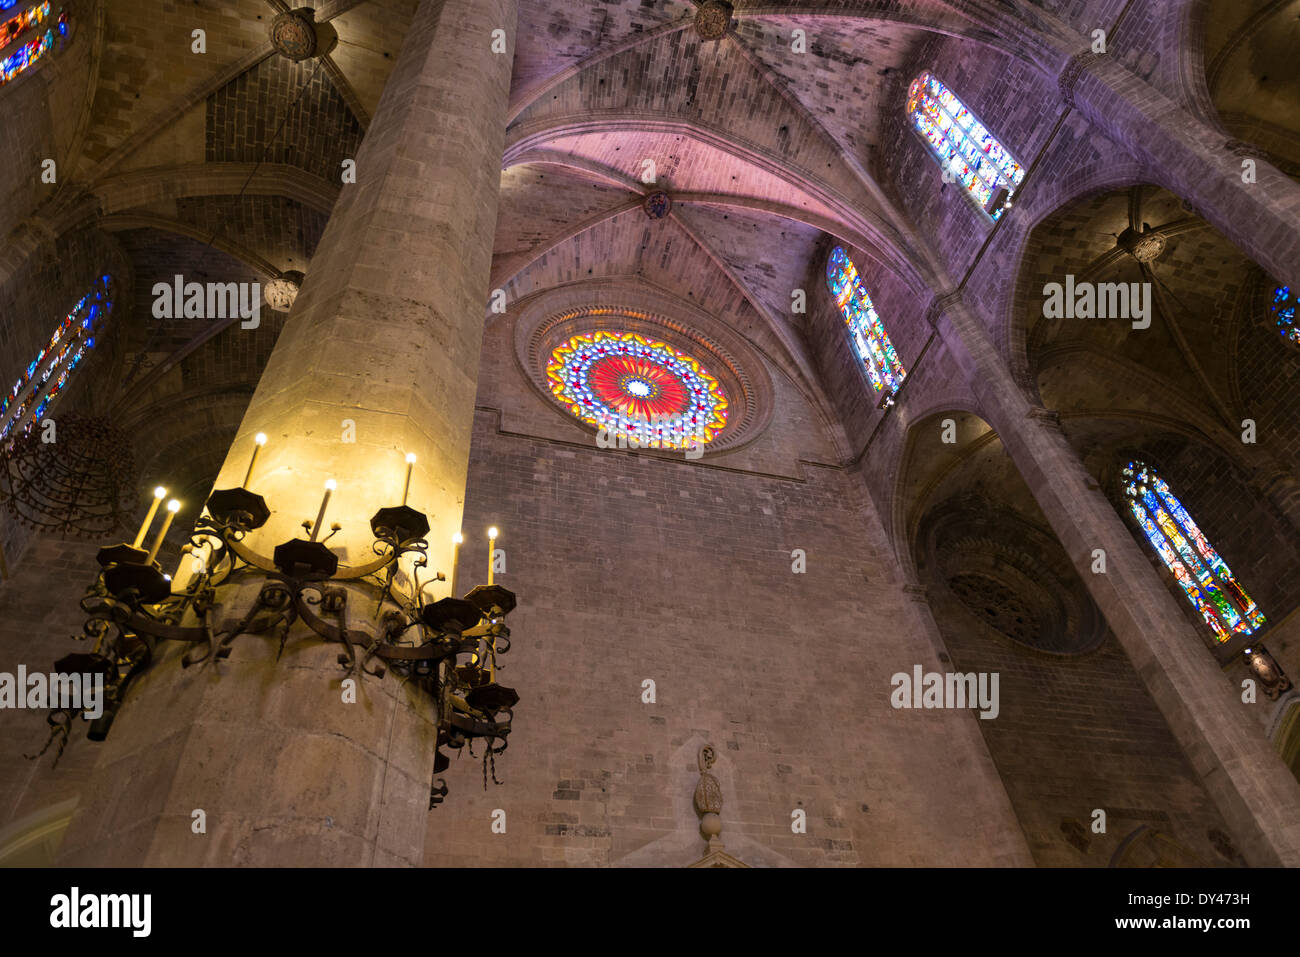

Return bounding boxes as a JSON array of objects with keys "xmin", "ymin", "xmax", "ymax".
[
  {"xmin": 310, "ymin": 480, "xmax": 336, "ymax": 542},
  {"xmin": 402, "ymin": 452, "xmax": 416, "ymax": 506},
  {"xmin": 450, "ymin": 532, "xmax": 462, "ymax": 598},
  {"xmin": 242, "ymin": 433, "xmax": 267, "ymax": 489},
  {"xmin": 488, "ymin": 526, "xmax": 498, "ymax": 586},
  {"xmin": 146, "ymin": 500, "xmax": 181, "ymax": 564},
  {"xmin": 133, "ymin": 487, "xmax": 167, "ymax": 548}
]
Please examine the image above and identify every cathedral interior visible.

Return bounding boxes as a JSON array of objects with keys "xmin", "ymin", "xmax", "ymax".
[{"xmin": 0, "ymin": 0, "xmax": 1298, "ymax": 869}]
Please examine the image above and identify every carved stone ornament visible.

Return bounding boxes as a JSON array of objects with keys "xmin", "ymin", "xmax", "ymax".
[
  {"xmin": 270, "ymin": 10, "xmax": 317, "ymax": 62},
  {"xmin": 265, "ymin": 272, "xmax": 303, "ymax": 312},
  {"xmin": 643, "ymin": 190, "xmax": 672, "ymax": 220},
  {"xmin": 1117, "ymin": 226, "xmax": 1166, "ymax": 264},
  {"xmin": 695, "ymin": 2, "xmax": 733, "ymax": 42},
  {"xmin": 1245, "ymin": 645, "xmax": 1292, "ymax": 701},
  {"xmin": 693, "ymin": 744, "xmax": 722, "ymax": 816},
  {"xmin": 1057, "ymin": 51, "xmax": 1099, "ymax": 107}
]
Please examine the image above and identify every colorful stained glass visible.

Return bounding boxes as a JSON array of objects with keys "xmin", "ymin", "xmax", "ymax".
[
  {"xmin": 1272, "ymin": 285, "xmax": 1297, "ymax": 344},
  {"xmin": 0, "ymin": 6, "xmax": 64, "ymax": 88},
  {"xmin": 906, "ymin": 72, "xmax": 1023, "ymax": 221},
  {"xmin": 826, "ymin": 246, "xmax": 906, "ymax": 397},
  {"xmin": 1, "ymin": 2, "xmax": 50, "ymax": 52},
  {"xmin": 1122, "ymin": 460, "xmax": 1265, "ymax": 643},
  {"xmin": 1, "ymin": 275, "xmax": 112, "ymax": 442},
  {"xmin": 545, "ymin": 331, "xmax": 728, "ymax": 449}
]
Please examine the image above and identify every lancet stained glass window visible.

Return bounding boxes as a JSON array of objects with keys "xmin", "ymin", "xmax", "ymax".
[
  {"xmin": 1, "ymin": 275, "xmax": 113, "ymax": 443},
  {"xmin": 826, "ymin": 246, "xmax": 906, "ymax": 397},
  {"xmin": 1273, "ymin": 285, "xmax": 1297, "ymax": 344},
  {"xmin": 0, "ymin": 3, "xmax": 66, "ymax": 90},
  {"xmin": 1122, "ymin": 460, "xmax": 1265, "ymax": 643},
  {"xmin": 546, "ymin": 331, "xmax": 728, "ymax": 449},
  {"xmin": 906, "ymin": 71, "xmax": 1023, "ymax": 220}
]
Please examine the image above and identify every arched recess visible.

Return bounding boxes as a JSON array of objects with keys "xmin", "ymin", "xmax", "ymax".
[
  {"xmin": 1012, "ymin": 182, "xmax": 1300, "ymax": 488},
  {"xmin": 1001, "ymin": 173, "xmax": 1166, "ymax": 395},
  {"xmin": 0, "ymin": 797, "xmax": 79, "ymax": 867},
  {"xmin": 1170, "ymin": 0, "xmax": 1233, "ymax": 129},
  {"xmin": 1200, "ymin": 0, "xmax": 1300, "ymax": 172},
  {"xmin": 893, "ymin": 405, "xmax": 1244, "ymax": 867},
  {"xmin": 896, "ymin": 409, "xmax": 1105, "ymax": 657},
  {"xmin": 1006, "ymin": 177, "xmax": 1300, "ymax": 672}
]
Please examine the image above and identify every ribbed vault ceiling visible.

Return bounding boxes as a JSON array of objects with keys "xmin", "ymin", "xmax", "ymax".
[{"xmin": 3, "ymin": 0, "xmax": 1296, "ymax": 498}]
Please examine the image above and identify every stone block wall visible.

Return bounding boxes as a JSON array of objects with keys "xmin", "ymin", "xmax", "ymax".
[
  {"xmin": 420, "ymin": 305, "xmax": 1031, "ymax": 866},
  {"xmin": 423, "ymin": 408, "xmax": 1029, "ymax": 867}
]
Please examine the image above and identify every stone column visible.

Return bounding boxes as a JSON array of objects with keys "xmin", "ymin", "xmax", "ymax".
[
  {"xmin": 933, "ymin": 295, "xmax": 1300, "ymax": 867},
  {"xmin": 57, "ymin": 0, "xmax": 517, "ymax": 866},
  {"xmin": 1060, "ymin": 52, "xmax": 1300, "ymax": 292}
]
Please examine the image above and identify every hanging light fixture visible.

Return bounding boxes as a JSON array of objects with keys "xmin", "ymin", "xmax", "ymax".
[{"xmin": 32, "ymin": 442, "xmax": 520, "ymax": 807}]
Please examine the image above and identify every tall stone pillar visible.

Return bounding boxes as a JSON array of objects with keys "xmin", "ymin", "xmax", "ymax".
[
  {"xmin": 1060, "ymin": 53, "xmax": 1300, "ymax": 292},
  {"xmin": 933, "ymin": 295, "xmax": 1300, "ymax": 867},
  {"xmin": 57, "ymin": 0, "xmax": 517, "ymax": 866}
]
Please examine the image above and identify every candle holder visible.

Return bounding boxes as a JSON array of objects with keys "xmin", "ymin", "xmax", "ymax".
[{"xmin": 31, "ymin": 477, "xmax": 520, "ymax": 808}]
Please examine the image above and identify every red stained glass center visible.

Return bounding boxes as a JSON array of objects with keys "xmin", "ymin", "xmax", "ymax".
[{"xmin": 587, "ymin": 355, "xmax": 689, "ymax": 420}]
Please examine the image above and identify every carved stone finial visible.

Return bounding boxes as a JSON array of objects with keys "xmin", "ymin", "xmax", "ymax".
[{"xmin": 693, "ymin": 744, "xmax": 723, "ymax": 842}]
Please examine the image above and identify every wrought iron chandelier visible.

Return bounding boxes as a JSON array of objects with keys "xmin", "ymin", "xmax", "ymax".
[{"xmin": 33, "ymin": 438, "xmax": 518, "ymax": 808}]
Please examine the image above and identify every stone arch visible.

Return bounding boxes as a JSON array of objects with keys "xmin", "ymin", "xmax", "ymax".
[{"xmin": 1002, "ymin": 170, "xmax": 1152, "ymax": 394}]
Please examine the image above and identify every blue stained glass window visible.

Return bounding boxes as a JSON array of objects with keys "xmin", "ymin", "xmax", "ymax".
[
  {"xmin": 826, "ymin": 246, "xmax": 906, "ymax": 399},
  {"xmin": 1122, "ymin": 460, "xmax": 1265, "ymax": 643},
  {"xmin": 1, "ymin": 275, "xmax": 113, "ymax": 442},
  {"xmin": 1272, "ymin": 285, "xmax": 1297, "ymax": 344}
]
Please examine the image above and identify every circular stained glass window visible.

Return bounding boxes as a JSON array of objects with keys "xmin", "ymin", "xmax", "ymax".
[{"xmin": 546, "ymin": 331, "xmax": 729, "ymax": 449}]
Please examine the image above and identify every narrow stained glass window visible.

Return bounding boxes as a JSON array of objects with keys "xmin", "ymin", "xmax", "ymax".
[
  {"xmin": 826, "ymin": 246, "xmax": 906, "ymax": 400},
  {"xmin": 906, "ymin": 71, "xmax": 1023, "ymax": 221},
  {"xmin": 0, "ymin": 3, "xmax": 67, "ymax": 90},
  {"xmin": 1122, "ymin": 460, "xmax": 1265, "ymax": 643},
  {"xmin": 1272, "ymin": 285, "xmax": 1296, "ymax": 344},
  {"xmin": 1, "ymin": 275, "xmax": 113, "ymax": 443}
]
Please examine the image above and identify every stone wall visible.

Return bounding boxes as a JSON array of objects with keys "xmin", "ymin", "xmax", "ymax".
[
  {"xmin": 420, "ymin": 315, "xmax": 1031, "ymax": 866},
  {"xmin": 0, "ymin": 535, "xmax": 105, "ymax": 841}
]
